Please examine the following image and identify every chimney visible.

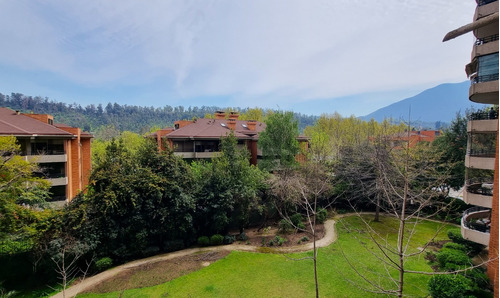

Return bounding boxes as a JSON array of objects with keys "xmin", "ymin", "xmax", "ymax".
[
  {"xmin": 228, "ymin": 112, "xmax": 239, "ymax": 120},
  {"xmin": 246, "ymin": 120, "xmax": 257, "ymax": 131},
  {"xmin": 22, "ymin": 113, "xmax": 54, "ymax": 125},
  {"xmin": 215, "ymin": 111, "xmax": 226, "ymax": 119},
  {"xmin": 227, "ymin": 119, "xmax": 236, "ymax": 130}
]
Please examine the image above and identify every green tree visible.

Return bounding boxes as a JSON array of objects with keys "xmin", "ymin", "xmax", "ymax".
[
  {"xmin": 259, "ymin": 111, "xmax": 300, "ymax": 171},
  {"xmin": 0, "ymin": 136, "xmax": 51, "ymax": 240},
  {"xmin": 432, "ymin": 112, "xmax": 468, "ymax": 190}
]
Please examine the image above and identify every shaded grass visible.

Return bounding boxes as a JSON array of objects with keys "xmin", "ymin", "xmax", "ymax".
[{"xmin": 78, "ymin": 215, "xmax": 453, "ymax": 297}]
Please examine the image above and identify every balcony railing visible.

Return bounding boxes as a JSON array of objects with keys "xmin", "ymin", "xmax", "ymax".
[
  {"xmin": 476, "ymin": 34, "xmax": 499, "ymax": 45},
  {"xmin": 462, "ymin": 207, "xmax": 491, "ymax": 233},
  {"xmin": 469, "ymin": 110, "xmax": 499, "ymax": 120},
  {"xmin": 467, "ymin": 148, "xmax": 497, "ymax": 157},
  {"xmin": 466, "ymin": 178, "xmax": 494, "ymax": 196},
  {"xmin": 476, "ymin": 0, "xmax": 497, "ymax": 6},
  {"xmin": 471, "ymin": 73, "xmax": 499, "ymax": 84}
]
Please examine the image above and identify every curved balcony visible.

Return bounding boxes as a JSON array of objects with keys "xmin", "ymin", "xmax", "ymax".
[
  {"xmin": 464, "ymin": 178, "xmax": 494, "ymax": 208},
  {"xmin": 461, "ymin": 207, "xmax": 491, "ymax": 246},
  {"xmin": 465, "ymin": 149, "xmax": 496, "ymax": 170}
]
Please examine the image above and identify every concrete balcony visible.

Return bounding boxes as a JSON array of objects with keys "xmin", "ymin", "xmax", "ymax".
[
  {"xmin": 475, "ymin": 0, "xmax": 498, "ymax": 20},
  {"xmin": 461, "ymin": 207, "xmax": 491, "ymax": 246},
  {"xmin": 23, "ymin": 154, "xmax": 67, "ymax": 163},
  {"xmin": 472, "ymin": 39, "xmax": 499, "ymax": 60},
  {"xmin": 469, "ymin": 80, "xmax": 499, "ymax": 104},
  {"xmin": 174, "ymin": 152, "xmax": 220, "ymax": 159},
  {"xmin": 464, "ymin": 179, "xmax": 493, "ymax": 208},
  {"xmin": 465, "ymin": 155, "xmax": 496, "ymax": 170},
  {"xmin": 467, "ymin": 119, "xmax": 498, "ymax": 132},
  {"xmin": 47, "ymin": 177, "xmax": 68, "ymax": 186}
]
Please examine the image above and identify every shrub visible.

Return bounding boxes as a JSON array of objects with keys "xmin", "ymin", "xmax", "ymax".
[
  {"xmin": 197, "ymin": 236, "xmax": 210, "ymax": 247},
  {"xmin": 95, "ymin": 257, "xmax": 113, "ymax": 272},
  {"xmin": 223, "ymin": 235, "xmax": 235, "ymax": 245},
  {"xmin": 297, "ymin": 236, "xmax": 310, "ymax": 244},
  {"xmin": 278, "ymin": 219, "xmax": 292, "ymax": 233},
  {"xmin": 464, "ymin": 268, "xmax": 490, "ymax": 289},
  {"xmin": 447, "ymin": 229, "xmax": 485, "ymax": 256},
  {"xmin": 210, "ymin": 234, "xmax": 224, "ymax": 246},
  {"xmin": 428, "ymin": 274, "xmax": 474, "ymax": 298},
  {"xmin": 316, "ymin": 208, "xmax": 328, "ymax": 224},
  {"xmin": 237, "ymin": 232, "xmax": 248, "ymax": 241},
  {"xmin": 274, "ymin": 235, "xmax": 286, "ymax": 246},
  {"xmin": 436, "ymin": 248, "xmax": 470, "ymax": 270},
  {"xmin": 296, "ymin": 222, "xmax": 306, "ymax": 230},
  {"xmin": 442, "ymin": 242, "xmax": 466, "ymax": 252},
  {"xmin": 290, "ymin": 214, "xmax": 303, "ymax": 227}
]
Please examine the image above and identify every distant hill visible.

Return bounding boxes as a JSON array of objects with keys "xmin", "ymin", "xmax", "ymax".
[{"xmin": 360, "ymin": 81, "xmax": 484, "ymax": 127}]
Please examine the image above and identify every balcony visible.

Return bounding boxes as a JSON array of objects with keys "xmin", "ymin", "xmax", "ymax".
[
  {"xmin": 461, "ymin": 207, "xmax": 491, "ymax": 246},
  {"xmin": 47, "ymin": 177, "xmax": 68, "ymax": 186},
  {"xmin": 465, "ymin": 150, "xmax": 496, "ymax": 170},
  {"xmin": 174, "ymin": 152, "xmax": 220, "ymax": 159},
  {"xmin": 464, "ymin": 178, "xmax": 494, "ymax": 208},
  {"xmin": 467, "ymin": 111, "xmax": 498, "ymax": 133},
  {"xmin": 476, "ymin": 0, "xmax": 497, "ymax": 6},
  {"xmin": 23, "ymin": 154, "xmax": 67, "ymax": 163}
]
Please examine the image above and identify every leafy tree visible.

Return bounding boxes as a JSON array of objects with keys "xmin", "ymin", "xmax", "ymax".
[
  {"xmin": 0, "ymin": 136, "xmax": 51, "ymax": 240},
  {"xmin": 193, "ymin": 133, "xmax": 267, "ymax": 235},
  {"xmin": 432, "ymin": 112, "xmax": 468, "ymax": 190},
  {"xmin": 259, "ymin": 111, "xmax": 300, "ymax": 171}
]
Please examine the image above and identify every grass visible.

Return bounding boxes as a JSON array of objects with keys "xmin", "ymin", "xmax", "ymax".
[{"xmin": 78, "ymin": 215, "xmax": 454, "ymax": 297}]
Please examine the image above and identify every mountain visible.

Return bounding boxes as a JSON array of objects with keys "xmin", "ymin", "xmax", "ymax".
[{"xmin": 360, "ymin": 81, "xmax": 484, "ymax": 125}]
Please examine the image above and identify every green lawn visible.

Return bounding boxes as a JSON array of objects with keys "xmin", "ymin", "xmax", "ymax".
[{"xmin": 79, "ymin": 215, "xmax": 454, "ymax": 297}]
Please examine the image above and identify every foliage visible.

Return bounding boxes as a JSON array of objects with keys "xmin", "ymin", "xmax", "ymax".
[
  {"xmin": 428, "ymin": 274, "xmax": 474, "ymax": 298},
  {"xmin": 432, "ymin": 112, "xmax": 468, "ymax": 190},
  {"xmin": 237, "ymin": 232, "xmax": 248, "ymax": 241},
  {"xmin": 436, "ymin": 248, "xmax": 470, "ymax": 271},
  {"xmin": 268, "ymin": 235, "xmax": 286, "ymax": 246},
  {"xmin": 192, "ymin": 133, "xmax": 267, "ymax": 235},
  {"xmin": 197, "ymin": 236, "xmax": 210, "ymax": 247},
  {"xmin": 209, "ymin": 234, "xmax": 224, "ymax": 246},
  {"xmin": 278, "ymin": 219, "xmax": 292, "ymax": 233},
  {"xmin": 0, "ymin": 92, "xmax": 318, "ymax": 133},
  {"xmin": 95, "ymin": 257, "xmax": 113, "ymax": 272},
  {"xmin": 258, "ymin": 111, "xmax": 300, "ymax": 171},
  {"xmin": 447, "ymin": 229, "xmax": 485, "ymax": 256},
  {"xmin": 316, "ymin": 208, "xmax": 328, "ymax": 224},
  {"xmin": 64, "ymin": 139, "xmax": 196, "ymax": 260},
  {"xmin": 223, "ymin": 235, "xmax": 235, "ymax": 245}
]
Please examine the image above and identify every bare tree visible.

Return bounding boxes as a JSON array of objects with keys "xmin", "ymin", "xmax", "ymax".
[
  {"xmin": 270, "ymin": 162, "xmax": 335, "ymax": 298},
  {"xmin": 336, "ymin": 126, "xmax": 492, "ymax": 297}
]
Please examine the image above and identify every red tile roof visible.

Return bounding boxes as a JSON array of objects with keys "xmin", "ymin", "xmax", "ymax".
[{"xmin": 0, "ymin": 107, "xmax": 81, "ymax": 137}]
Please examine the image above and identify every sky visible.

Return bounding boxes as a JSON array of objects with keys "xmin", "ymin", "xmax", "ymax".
[{"xmin": 0, "ymin": 0, "xmax": 476, "ymax": 117}]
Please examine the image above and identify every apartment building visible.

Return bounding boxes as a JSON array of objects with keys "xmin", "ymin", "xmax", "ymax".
[
  {"xmin": 151, "ymin": 111, "xmax": 308, "ymax": 165},
  {"xmin": 444, "ymin": 0, "xmax": 499, "ymax": 293},
  {"xmin": 0, "ymin": 107, "xmax": 92, "ymax": 202}
]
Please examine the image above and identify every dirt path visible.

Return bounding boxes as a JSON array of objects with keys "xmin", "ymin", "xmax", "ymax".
[{"xmin": 52, "ymin": 219, "xmax": 338, "ymax": 298}]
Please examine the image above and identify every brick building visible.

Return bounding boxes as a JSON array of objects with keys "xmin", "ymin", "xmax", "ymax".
[
  {"xmin": 444, "ymin": 0, "xmax": 499, "ymax": 295},
  {"xmin": 0, "ymin": 107, "xmax": 92, "ymax": 202},
  {"xmin": 151, "ymin": 111, "xmax": 308, "ymax": 165}
]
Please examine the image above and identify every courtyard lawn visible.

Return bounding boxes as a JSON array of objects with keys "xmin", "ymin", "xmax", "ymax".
[{"xmin": 78, "ymin": 215, "xmax": 454, "ymax": 297}]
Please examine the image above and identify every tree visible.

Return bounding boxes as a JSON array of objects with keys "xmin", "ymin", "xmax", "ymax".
[
  {"xmin": 0, "ymin": 136, "xmax": 51, "ymax": 240},
  {"xmin": 259, "ymin": 111, "xmax": 300, "ymax": 171},
  {"xmin": 270, "ymin": 162, "xmax": 334, "ymax": 298},
  {"xmin": 432, "ymin": 112, "xmax": 468, "ymax": 190},
  {"xmin": 337, "ymin": 125, "xmax": 460, "ymax": 297},
  {"xmin": 192, "ymin": 133, "xmax": 267, "ymax": 235}
]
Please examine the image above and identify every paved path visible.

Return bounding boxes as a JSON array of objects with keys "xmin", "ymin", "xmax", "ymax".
[{"xmin": 52, "ymin": 219, "xmax": 338, "ymax": 298}]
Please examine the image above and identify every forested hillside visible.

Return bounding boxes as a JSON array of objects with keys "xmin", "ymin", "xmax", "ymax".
[{"xmin": 0, "ymin": 92, "xmax": 318, "ymax": 133}]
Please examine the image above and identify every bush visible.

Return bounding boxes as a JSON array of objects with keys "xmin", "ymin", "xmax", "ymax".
[
  {"xmin": 436, "ymin": 248, "xmax": 470, "ymax": 270},
  {"xmin": 290, "ymin": 214, "xmax": 303, "ymax": 226},
  {"xmin": 95, "ymin": 257, "xmax": 113, "ymax": 272},
  {"xmin": 297, "ymin": 236, "xmax": 309, "ymax": 244},
  {"xmin": 447, "ymin": 229, "xmax": 485, "ymax": 256},
  {"xmin": 274, "ymin": 235, "xmax": 286, "ymax": 246},
  {"xmin": 296, "ymin": 222, "xmax": 306, "ymax": 230},
  {"xmin": 210, "ymin": 234, "xmax": 224, "ymax": 246},
  {"xmin": 428, "ymin": 274, "xmax": 474, "ymax": 298},
  {"xmin": 316, "ymin": 208, "xmax": 328, "ymax": 224},
  {"xmin": 223, "ymin": 235, "xmax": 235, "ymax": 245},
  {"xmin": 442, "ymin": 242, "xmax": 466, "ymax": 252},
  {"xmin": 237, "ymin": 232, "xmax": 248, "ymax": 241},
  {"xmin": 464, "ymin": 268, "xmax": 490, "ymax": 289},
  {"xmin": 197, "ymin": 236, "xmax": 210, "ymax": 247},
  {"xmin": 278, "ymin": 219, "xmax": 292, "ymax": 233}
]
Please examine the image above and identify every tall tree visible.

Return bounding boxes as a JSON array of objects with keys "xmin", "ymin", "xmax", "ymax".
[{"xmin": 259, "ymin": 111, "xmax": 300, "ymax": 171}]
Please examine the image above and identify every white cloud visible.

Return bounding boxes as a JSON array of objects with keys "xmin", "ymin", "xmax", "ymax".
[{"xmin": 0, "ymin": 0, "xmax": 476, "ymax": 111}]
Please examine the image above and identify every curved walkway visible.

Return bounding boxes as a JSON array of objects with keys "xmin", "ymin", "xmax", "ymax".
[{"xmin": 53, "ymin": 219, "xmax": 337, "ymax": 298}]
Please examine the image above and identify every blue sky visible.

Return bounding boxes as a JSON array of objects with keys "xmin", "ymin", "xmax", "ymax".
[{"xmin": 0, "ymin": 1, "xmax": 476, "ymax": 117}]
